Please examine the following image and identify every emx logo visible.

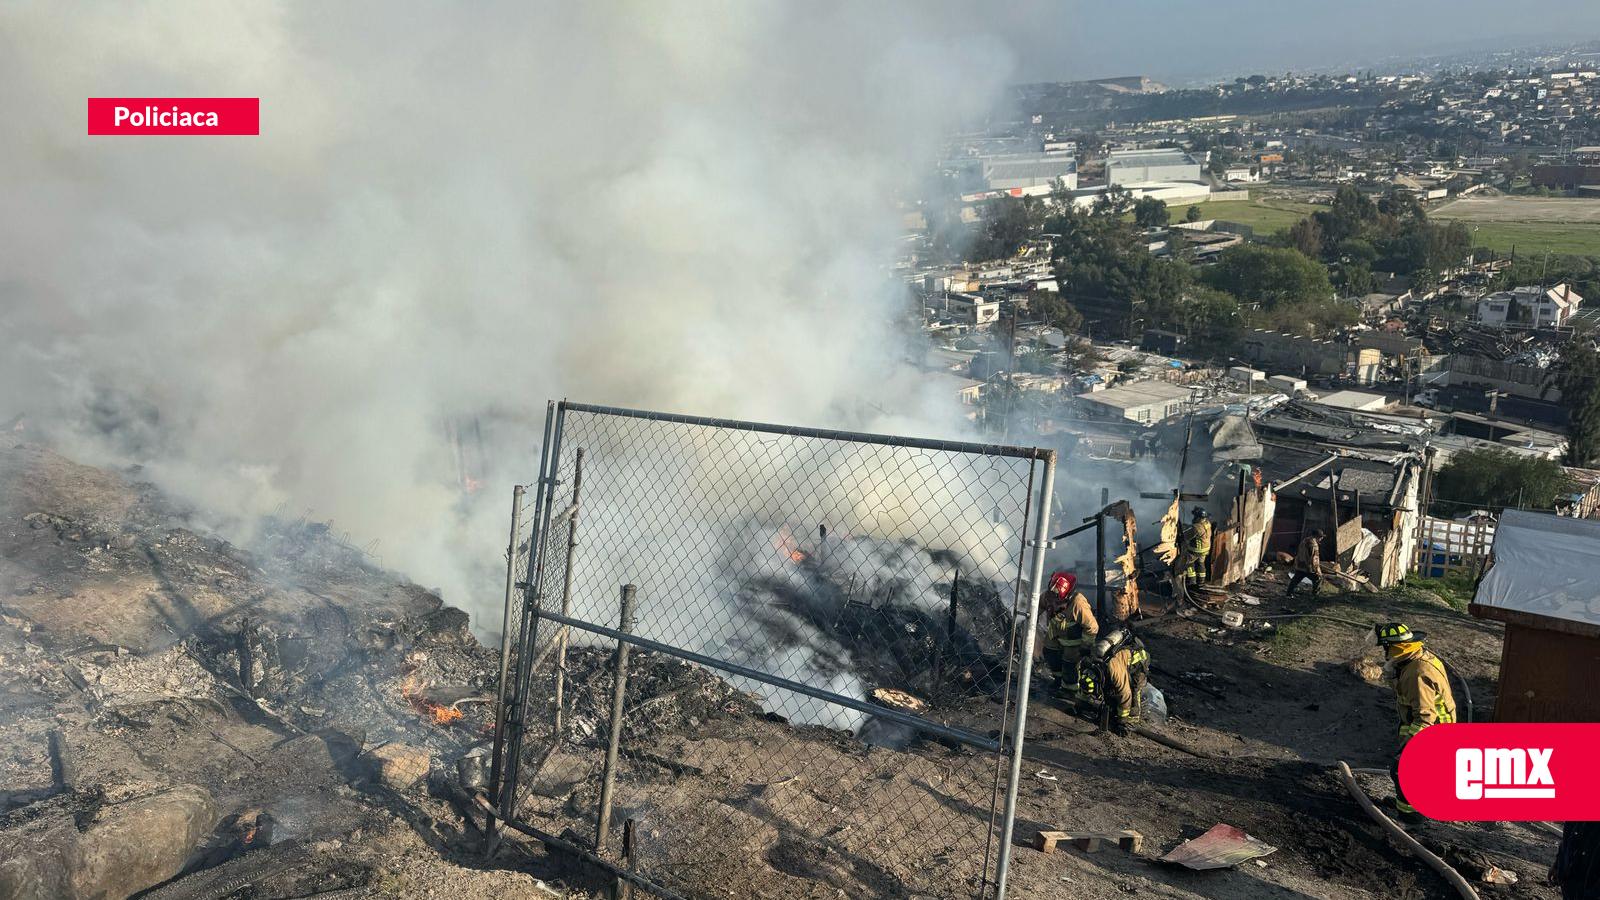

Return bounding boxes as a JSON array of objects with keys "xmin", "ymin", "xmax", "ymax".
[
  {"xmin": 1402, "ymin": 723, "xmax": 1599, "ymax": 820},
  {"xmin": 1455, "ymin": 747, "xmax": 1554, "ymax": 799}
]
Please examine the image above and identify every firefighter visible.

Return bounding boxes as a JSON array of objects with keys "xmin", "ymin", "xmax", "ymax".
[
  {"xmin": 1036, "ymin": 570, "xmax": 1097, "ymax": 699},
  {"xmin": 1375, "ymin": 622, "xmax": 1457, "ymax": 817},
  {"xmin": 1286, "ymin": 528, "xmax": 1325, "ymax": 597},
  {"xmin": 1077, "ymin": 627, "xmax": 1149, "ymax": 734},
  {"xmin": 1552, "ymin": 822, "xmax": 1600, "ymax": 900},
  {"xmin": 1183, "ymin": 507, "xmax": 1212, "ymax": 589}
]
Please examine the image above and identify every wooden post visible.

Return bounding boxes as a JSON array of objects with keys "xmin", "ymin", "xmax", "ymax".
[
  {"xmin": 553, "ymin": 448, "xmax": 585, "ymax": 738},
  {"xmin": 596, "ymin": 584, "xmax": 637, "ymax": 851},
  {"xmin": 939, "ymin": 571, "xmax": 960, "ymax": 685}
]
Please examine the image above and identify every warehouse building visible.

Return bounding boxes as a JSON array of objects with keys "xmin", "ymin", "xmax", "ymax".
[
  {"xmin": 981, "ymin": 154, "xmax": 1079, "ymax": 192},
  {"xmin": 1106, "ymin": 148, "xmax": 1205, "ymax": 186},
  {"xmin": 1077, "ymin": 380, "xmax": 1191, "ymax": 423}
]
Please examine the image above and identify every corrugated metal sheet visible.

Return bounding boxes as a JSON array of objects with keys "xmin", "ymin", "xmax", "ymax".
[{"xmin": 1160, "ymin": 824, "xmax": 1277, "ymax": 870}]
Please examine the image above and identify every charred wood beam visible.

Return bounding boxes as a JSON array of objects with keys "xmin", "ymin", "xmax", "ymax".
[{"xmin": 530, "ymin": 607, "xmax": 1000, "ymax": 753}]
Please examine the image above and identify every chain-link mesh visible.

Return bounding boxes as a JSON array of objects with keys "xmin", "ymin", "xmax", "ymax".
[{"xmin": 499, "ymin": 403, "xmax": 1050, "ymax": 899}]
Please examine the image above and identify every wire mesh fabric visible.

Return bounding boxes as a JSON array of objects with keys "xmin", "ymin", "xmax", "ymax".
[{"xmin": 499, "ymin": 402, "xmax": 1052, "ymax": 899}]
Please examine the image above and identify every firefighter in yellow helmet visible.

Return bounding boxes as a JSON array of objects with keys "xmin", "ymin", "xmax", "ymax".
[
  {"xmin": 1076, "ymin": 628, "xmax": 1149, "ymax": 734},
  {"xmin": 1375, "ymin": 622, "xmax": 1457, "ymax": 817},
  {"xmin": 1184, "ymin": 507, "xmax": 1212, "ymax": 589},
  {"xmin": 1037, "ymin": 571, "xmax": 1098, "ymax": 700}
]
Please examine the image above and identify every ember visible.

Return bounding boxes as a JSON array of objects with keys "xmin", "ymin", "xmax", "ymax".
[
  {"xmin": 401, "ymin": 676, "xmax": 464, "ymax": 726},
  {"xmin": 772, "ymin": 527, "xmax": 808, "ymax": 564}
]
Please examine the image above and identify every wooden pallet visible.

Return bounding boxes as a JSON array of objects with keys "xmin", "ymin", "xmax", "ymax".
[{"xmin": 1034, "ymin": 829, "xmax": 1144, "ymax": 854}]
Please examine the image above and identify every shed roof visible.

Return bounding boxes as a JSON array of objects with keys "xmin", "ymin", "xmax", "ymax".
[
  {"xmin": 1106, "ymin": 148, "xmax": 1199, "ymax": 167},
  {"xmin": 1077, "ymin": 380, "xmax": 1191, "ymax": 411},
  {"xmin": 1474, "ymin": 509, "xmax": 1600, "ymax": 633},
  {"xmin": 983, "ymin": 156, "xmax": 1077, "ymax": 181}
]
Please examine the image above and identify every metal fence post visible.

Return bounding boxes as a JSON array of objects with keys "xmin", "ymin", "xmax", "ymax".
[
  {"xmin": 596, "ymin": 583, "xmax": 637, "ymax": 851},
  {"xmin": 995, "ymin": 451, "xmax": 1056, "ymax": 900},
  {"xmin": 1095, "ymin": 486, "xmax": 1109, "ymax": 622},
  {"xmin": 499, "ymin": 401, "xmax": 564, "ymax": 824},
  {"xmin": 485, "ymin": 483, "xmax": 526, "ymax": 848},
  {"xmin": 553, "ymin": 448, "xmax": 586, "ymax": 738}
]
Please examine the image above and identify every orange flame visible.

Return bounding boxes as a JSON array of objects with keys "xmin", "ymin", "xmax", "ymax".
[
  {"xmin": 773, "ymin": 527, "xmax": 809, "ymax": 564},
  {"xmin": 401, "ymin": 675, "xmax": 464, "ymax": 726}
]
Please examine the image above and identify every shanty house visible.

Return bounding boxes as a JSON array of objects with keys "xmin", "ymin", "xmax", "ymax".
[
  {"xmin": 1471, "ymin": 510, "xmax": 1600, "ymax": 722},
  {"xmin": 1076, "ymin": 381, "xmax": 1191, "ymax": 424},
  {"xmin": 1259, "ymin": 445, "xmax": 1426, "ymax": 588}
]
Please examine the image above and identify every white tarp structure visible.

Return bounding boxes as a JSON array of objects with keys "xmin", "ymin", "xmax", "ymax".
[{"xmin": 1475, "ymin": 509, "xmax": 1600, "ymax": 628}]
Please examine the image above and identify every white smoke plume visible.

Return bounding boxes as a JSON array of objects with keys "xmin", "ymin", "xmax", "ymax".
[{"xmin": 0, "ymin": 2, "xmax": 1020, "ymax": 640}]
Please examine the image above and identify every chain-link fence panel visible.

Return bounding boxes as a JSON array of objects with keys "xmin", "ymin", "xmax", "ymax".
[{"xmin": 496, "ymin": 402, "xmax": 1053, "ymax": 899}]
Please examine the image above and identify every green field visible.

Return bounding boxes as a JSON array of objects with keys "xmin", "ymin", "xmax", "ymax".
[
  {"xmin": 1431, "ymin": 219, "xmax": 1600, "ymax": 258},
  {"xmin": 1459, "ymin": 222, "xmax": 1600, "ymax": 257},
  {"xmin": 1171, "ymin": 196, "xmax": 1600, "ymax": 257},
  {"xmin": 1163, "ymin": 198, "xmax": 1323, "ymax": 235}
]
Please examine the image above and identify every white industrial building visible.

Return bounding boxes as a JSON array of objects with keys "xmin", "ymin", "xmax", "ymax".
[
  {"xmin": 1077, "ymin": 380, "xmax": 1191, "ymax": 424},
  {"xmin": 1476, "ymin": 283, "xmax": 1583, "ymax": 328},
  {"xmin": 1105, "ymin": 148, "xmax": 1205, "ymax": 186},
  {"xmin": 981, "ymin": 154, "xmax": 1079, "ymax": 192},
  {"xmin": 945, "ymin": 293, "xmax": 1001, "ymax": 326}
]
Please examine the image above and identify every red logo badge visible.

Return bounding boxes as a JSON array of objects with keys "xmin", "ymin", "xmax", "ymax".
[
  {"xmin": 1399, "ymin": 723, "xmax": 1600, "ymax": 820},
  {"xmin": 87, "ymin": 98, "xmax": 259, "ymax": 135}
]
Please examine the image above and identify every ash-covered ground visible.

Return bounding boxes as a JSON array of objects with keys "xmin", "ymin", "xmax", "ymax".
[{"xmin": 0, "ymin": 443, "xmax": 1564, "ymax": 899}]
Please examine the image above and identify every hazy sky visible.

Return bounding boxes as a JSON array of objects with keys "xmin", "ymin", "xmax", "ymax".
[{"xmin": 994, "ymin": 1, "xmax": 1600, "ymax": 85}]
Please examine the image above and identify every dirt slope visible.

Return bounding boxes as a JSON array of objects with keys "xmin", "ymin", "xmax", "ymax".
[{"xmin": 0, "ymin": 445, "xmax": 1562, "ymax": 899}]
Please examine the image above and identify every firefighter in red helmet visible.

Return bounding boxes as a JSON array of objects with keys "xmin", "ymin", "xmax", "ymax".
[{"xmin": 1036, "ymin": 570, "xmax": 1099, "ymax": 700}]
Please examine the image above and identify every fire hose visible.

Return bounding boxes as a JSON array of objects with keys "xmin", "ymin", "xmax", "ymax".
[{"xmin": 1335, "ymin": 761, "xmax": 1479, "ymax": 900}]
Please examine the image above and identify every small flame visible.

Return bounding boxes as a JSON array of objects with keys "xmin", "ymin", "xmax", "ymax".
[
  {"xmin": 401, "ymin": 675, "xmax": 464, "ymax": 725},
  {"xmin": 242, "ymin": 825, "xmax": 258, "ymax": 844},
  {"xmin": 773, "ymin": 527, "xmax": 808, "ymax": 564}
]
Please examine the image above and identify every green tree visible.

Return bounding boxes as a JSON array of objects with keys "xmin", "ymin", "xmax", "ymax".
[
  {"xmin": 1174, "ymin": 285, "xmax": 1241, "ymax": 348},
  {"xmin": 1185, "ymin": 205, "xmax": 1204, "ymax": 223},
  {"xmin": 1133, "ymin": 196, "xmax": 1170, "ymax": 228},
  {"xmin": 1319, "ymin": 184, "xmax": 1376, "ymax": 245},
  {"xmin": 1545, "ymin": 339, "xmax": 1600, "ymax": 465},
  {"xmin": 1431, "ymin": 448, "xmax": 1572, "ymax": 514},
  {"xmin": 1201, "ymin": 245, "xmax": 1334, "ymax": 309},
  {"xmin": 1247, "ymin": 298, "xmax": 1357, "ymax": 335},
  {"xmin": 1027, "ymin": 291, "xmax": 1084, "ymax": 335},
  {"xmin": 1093, "ymin": 185, "xmax": 1134, "ymax": 217},
  {"xmin": 1335, "ymin": 262, "xmax": 1376, "ymax": 297},
  {"xmin": 1336, "ymin": 238, "xmax": 1379, "ymax": 266},
  {"xmin": 1287, "ymin": 215, "xmax": 1324, "ymax": 259},
  {"xmin": 968, "ymin": 197, "xmax": 1034, "ymax": 261}
]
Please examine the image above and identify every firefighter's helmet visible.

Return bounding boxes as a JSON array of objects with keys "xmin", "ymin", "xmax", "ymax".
[
  {"xmin": 1374, "ymin": 622, "xmax": 1425, "ymax": 646},
  {"xmin": 1047, "ymin": 570, "xmax": 1076, "ymax": 598}
]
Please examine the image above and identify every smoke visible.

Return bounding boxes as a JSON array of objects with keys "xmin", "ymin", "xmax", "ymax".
[{"xmin": 0, "ymin": 2, "xmax": 1018, "ymax": 634}]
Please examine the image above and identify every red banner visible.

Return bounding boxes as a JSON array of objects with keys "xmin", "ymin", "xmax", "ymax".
[
  {"xmin": 1399, "ymin": 722, "xmax": 1600, "ymax": 820},
  {"xmin": 87, "ymin": 98, "xmax": 259, "ymax": 135}
]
